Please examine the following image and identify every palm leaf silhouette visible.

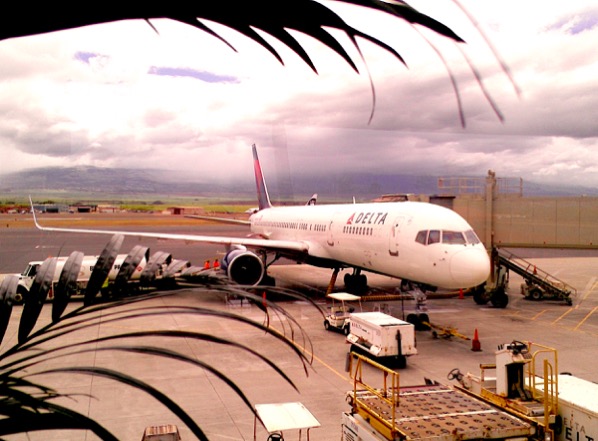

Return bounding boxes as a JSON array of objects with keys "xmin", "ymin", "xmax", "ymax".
[
  {"xmin": 0, "ymin": 286, "xmax": 322, "ymax": 438},
  {"xmin": 0, "ymin": 2, "xmax": 462, "ymax": 67},
  {"xmin": 0, "ymin": 1, "xmax": 514, "ymax": 124}
]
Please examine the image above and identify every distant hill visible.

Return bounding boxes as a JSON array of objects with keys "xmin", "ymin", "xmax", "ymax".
[{"xmin": 0, "ymin": 166, "xmax": 596, "ymax": 203}]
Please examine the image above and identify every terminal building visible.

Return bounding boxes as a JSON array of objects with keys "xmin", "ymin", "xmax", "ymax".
[{"xmin": 399, "ymin": 170, "xmax": 598, "ymax": 250}]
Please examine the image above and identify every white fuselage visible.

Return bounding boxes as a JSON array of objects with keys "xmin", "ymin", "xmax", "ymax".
[{"xmin": 250, "ymin": 201, "xmax": 490, "ymax": 290}]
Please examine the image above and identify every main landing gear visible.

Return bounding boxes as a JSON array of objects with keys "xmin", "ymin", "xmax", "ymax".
[
  {"xmin": 343, "ymin": 268, "xmax": 368, "ymax": 295},
  {"xmin": 324, "ymin": 268, "xmax": 368, "ymax": 296}
]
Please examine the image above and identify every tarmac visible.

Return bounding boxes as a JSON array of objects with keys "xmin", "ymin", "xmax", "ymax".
[{"xmin": 1, "ymin": 213, "xmax": 598, "ymax": 440}]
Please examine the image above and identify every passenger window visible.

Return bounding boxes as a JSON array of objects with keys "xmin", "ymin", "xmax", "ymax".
[
  {"xmin": 428, "ymin": 230, "xmax": 441, "ymax": 244},
  {"xmin": 443, "ymin": 231, "xmax": 466, "ymax": 245},
  {"xmin": 415, "ymin": 230, "xmax": 428, "ymax": 245}
]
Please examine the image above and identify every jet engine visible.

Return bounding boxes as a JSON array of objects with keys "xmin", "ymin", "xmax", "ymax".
[{"xmin": 221, "ymin": 246, "xmax": 265, "ymax": 286}]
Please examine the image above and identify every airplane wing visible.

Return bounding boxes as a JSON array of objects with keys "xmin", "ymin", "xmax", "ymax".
[
  {"xmin": 184, "ymin": 214, "xmax": 251, "ymax": 226},
  {"xmin": 30, "ymin": 199, "xmax": 307, "ymax": 255}
]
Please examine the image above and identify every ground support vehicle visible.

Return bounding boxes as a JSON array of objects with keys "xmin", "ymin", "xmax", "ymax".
[
  {"xmin": 13, "ymin": 253, "xmax": 146, "ymax": 303},
  {"xmin": 454, "ymin": 340, "xmax": 596, "ymax": 441},
  {"xmin": 472, "ymin": 248, "xmax": 510, "ymax": 308},
  {"xmin": 532, "ymin": 374, "xmax": 598, "ymax": 441},
  {"xmin": 342, "ymin": 352, "xmax": 546, "ymax": 441},
  {"xmin": 341, "ymin": 340, "xmax": 581, "ymax": 441},
  {"xmin": 475, "ymin": 248, "xmax": 575, "ymax": 307},
  {"xmin": 323, "ymin": 292, "xmax": 361, "ymax": 335},
  {"xmin": 11, "ymin": 248, "xmax": 185, "ymax": 303},
  {"xmin": 346, "ymin": 312, "xmax": 416, "ymax": 369}
]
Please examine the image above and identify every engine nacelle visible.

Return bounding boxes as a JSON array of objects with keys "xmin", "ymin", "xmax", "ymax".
[{"xmin": 221, "ymin": 247, "xmax": 265, "ymax": 286}]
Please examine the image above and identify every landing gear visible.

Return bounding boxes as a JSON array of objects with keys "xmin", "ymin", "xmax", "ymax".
[
  {"xmin": 400, "ymin": 280, "xmax": 429, "ymax": 312},
  {"xmin": 344, "ymin": 269, "xmax": 368, "ymax": 295},
  {"xmin": 406, "ymin": 312, "xmax": 431, "ymax": 331}
]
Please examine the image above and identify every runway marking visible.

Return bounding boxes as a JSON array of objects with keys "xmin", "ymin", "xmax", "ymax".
[
  {"xmin": 531, "ymin": 310, "xmax": 549, "ymax": 320},
  {"xmin": 574, "ymin": 305, "xmax": 598, "ymax": 332}
]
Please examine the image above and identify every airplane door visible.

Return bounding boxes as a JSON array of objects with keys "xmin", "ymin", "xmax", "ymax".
[
  {"xmin": 327, "ymin": 216, "xmax": 336, "ymax": 246},
  {"xmin": 388, "ymin": 216, "xmax": 406, "ymax": 256}
]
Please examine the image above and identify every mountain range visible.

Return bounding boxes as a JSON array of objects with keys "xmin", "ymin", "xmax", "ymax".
[{"xmin": 1, "ymin": 166, "xmax": 596, "ymax": 203}]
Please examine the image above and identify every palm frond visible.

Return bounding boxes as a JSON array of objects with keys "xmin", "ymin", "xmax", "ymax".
[
  {"xmin": 0, "ymin": 2, "xmax": 462, "ymax": 69},
  {"xmin": 0, "ymin": 2, "xmax": 515, "ymax": 124},
  {"xmin": 0, "ymin": 284, "xmax": 319, "ymax": 438},
  {"xmin": 0, "ymin": 399, "xmax": 119, "ymax": 439},
  {"xmin": 27, "ymin": 366, "xmax": 210, "ymax": 440}
]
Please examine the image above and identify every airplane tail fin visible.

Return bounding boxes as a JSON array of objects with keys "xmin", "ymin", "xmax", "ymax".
[{"xmin": 252, "ymin": 144, "xmax": 272, "ymax": 211}]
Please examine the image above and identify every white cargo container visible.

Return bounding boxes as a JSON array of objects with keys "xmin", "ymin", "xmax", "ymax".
[
  {"xmin": 346, "ymin": 311, "xmax": 417, "ymax": 368},
  {"xmin": 536, "ymin": 374, "xmax": 598, "ymax": 441}
]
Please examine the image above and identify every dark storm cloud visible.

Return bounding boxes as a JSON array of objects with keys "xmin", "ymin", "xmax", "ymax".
[
  {"xmin": 0, "ymin": 1, "xmax": 596, "ymax": 190},
  {"xmin": 0, "ymin": 110, "xmax": 90, "ymax": 157}
]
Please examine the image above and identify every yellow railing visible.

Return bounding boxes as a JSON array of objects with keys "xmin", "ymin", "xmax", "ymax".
[
  {"xmin": 525, "ymin": 341, "xmax": 559, "ymax": 438},
  {"xmin": 347, "ymin": 352, "xmax": 400, "ymax": 438}
]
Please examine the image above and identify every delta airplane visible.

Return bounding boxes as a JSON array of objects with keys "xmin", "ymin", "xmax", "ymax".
[{"xmin": 31, "ymin": 145, "xmax": 490, "ymax": 294}]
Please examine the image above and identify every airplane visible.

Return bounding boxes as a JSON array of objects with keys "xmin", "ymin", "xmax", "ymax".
[{"xmin": 31, "ymin": 144, "xmax": 490, "ymax": 295}]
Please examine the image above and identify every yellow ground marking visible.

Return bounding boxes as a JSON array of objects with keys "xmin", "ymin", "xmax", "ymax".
[
  {"xmin": 574, "ymin": 306, "xmax": 598, "ymax": 332},
  {"xmin": 268, "ymin": 323, "xmax": 352, "ymax": 384},
  {"xmin": 552, "ymin": 306, "xmax": 575, "ymax": 325},
  {"xmin": 531, "ymin": 310, "xmax": 548, "ymax": 320},
  {"xmin": 583, "ymin": 278, "xmax": 598, "ymax": 302}
]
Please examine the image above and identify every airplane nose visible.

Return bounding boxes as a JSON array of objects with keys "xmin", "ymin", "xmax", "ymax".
[{"xmin": 449, "ymin": 247, "xmax": 491, "ymax": 288}]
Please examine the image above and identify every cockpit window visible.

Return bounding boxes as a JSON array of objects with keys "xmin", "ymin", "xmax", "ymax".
[
  {"xmin": 428, "ymin": 230, "xmax": 441, "ymax": 244},
  {"xmin": 442, "ymin": 231, "xmax": 466, "ymax": 245},
  {"xmin": 415, "ymin": 230, "xmax": 428, "ymax": 245},
  {"xmin": 415, "ymin": 229, "xmax": 480, "ymax": 246},
  {"xmin": 465, "ymin": 229, "xmax": 481, "ymax": 244}
]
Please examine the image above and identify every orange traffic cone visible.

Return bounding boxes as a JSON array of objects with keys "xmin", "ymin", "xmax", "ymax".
[
  {"xmin": 459, "ymin": 288, "xmax": 464, "ymax": 300},
  {"xmin": 213, "ymin": 259, "xmax": 220, "ymax": 269},
  {"xmin": 471, "ymin": 328, "xmax": 482, "ymax": 352},
  {"xmin": 204, "ymin": 260, "xmax": 210, "ymax": 270}
]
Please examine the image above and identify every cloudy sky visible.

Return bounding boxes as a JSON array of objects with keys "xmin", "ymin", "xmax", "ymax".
[{"xmin": 0, "ymin": 1, "xmax": 596, "ymax": 192}]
